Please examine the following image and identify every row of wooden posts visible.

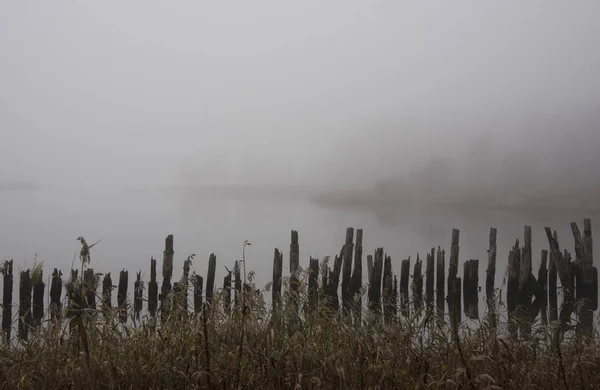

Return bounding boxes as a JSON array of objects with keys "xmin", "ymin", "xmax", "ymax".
[{"xmin": 1, "ymin": 219, "xmax": 597, "ymax": 343}]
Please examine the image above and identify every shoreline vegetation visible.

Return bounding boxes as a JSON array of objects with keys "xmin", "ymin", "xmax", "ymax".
[{"xmin": 1, "ymin": 220, "xmax": 599, "ymax": 388}]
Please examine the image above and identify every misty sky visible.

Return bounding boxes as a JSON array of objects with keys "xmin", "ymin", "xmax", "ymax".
[{"xmin": 2, "ymin": 1, "xmax": 600, "ymax": 191}]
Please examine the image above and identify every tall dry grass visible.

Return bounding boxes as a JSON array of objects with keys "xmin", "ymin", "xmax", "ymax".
[{"xmin": 1, "ymin": 267, "xmax": 599, "ymax": 389}]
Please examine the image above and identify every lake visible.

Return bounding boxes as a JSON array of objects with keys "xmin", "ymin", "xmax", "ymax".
[{"xmin": 1, "ymin": 187, "xmax": 597, "ymax": 312}]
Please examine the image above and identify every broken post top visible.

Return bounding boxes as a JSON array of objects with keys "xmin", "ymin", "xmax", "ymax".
[
  {"xmin": 451, "ymin": 229, "xmax": 460, "ymax": 247},
  {"xmin": 163, "ymin": 234, "xmax": 174, "ymax": 279}
]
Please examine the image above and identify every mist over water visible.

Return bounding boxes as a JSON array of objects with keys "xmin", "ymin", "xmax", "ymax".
[{"xmin": 2, "ymin": 1, "xmax": 600, "ymax": 311}]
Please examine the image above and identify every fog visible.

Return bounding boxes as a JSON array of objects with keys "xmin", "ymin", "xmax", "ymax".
[{"xmin": 1, "ymin": 2, "xmax": 600, "ymax": 297}]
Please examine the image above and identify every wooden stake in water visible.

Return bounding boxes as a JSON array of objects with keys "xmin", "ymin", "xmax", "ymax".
[
  {"xmin": 486, "ymin": 228, "xmax": 497, "ymax": 311},
  {"xmin": 308, "ymin": 257, "xmax": 319, "ymax": 313},
  {"xmin": 50, "ymin": 268, "xmax": 62, "ymax": 323},
  {"xmin": 383, "ymin": 254, "xmax": 393, "ymax": 322},
  {"xmin": 134, "ymin": 271, "xmax": 143, "ymax": 322},
  {"xmin": 436, "ymin": 247, "xmax": 445, "ymax": 320},
  {"xmin": 290, "ymin": 230, "xmax": 300, "ymax": 315},
  {"xmin": 223, "ymin": 270, "xmax": 232, "ymax": 314},
  {"xmin": 118, "ymin": 269, "xmax": 128, "ymax": 323},
  {"xmin": 447, "ymin": 229, "xmax": 461, "ymax": 328},
  {"xmin": 18, "ymin": 270, "xmax": 32, "ymax": 341},
  {"xmin": 507, "ymin": 240, "xmax": 520, "ymax": 338},
  {"xmin": 538, "ymin": 251, "xmax": 549, "ymax": 326},
  {"xmin": 413, "ymin": 255, "xmax": 423, "ymax": 313},
  {"xmin": 102, "ymin": 273, "xmax": 112, "ymax": 318},
  {"xmin": 32, "ymin": 268, "xmax": 44, "ymax": 328},
  {"xmin": 148, "ymin": 258, "xmax": 158, "ymax": 318},
  {"xmin": 206, "ymin": 254, "xmax": 217, "ymax": 305},
  {"xmin": 426, "ymin": 248, "xmax": 435, "ymax": 315},
  {"xmin": 194, "ymin": 274, "xmax": 204, "ymax": 314},
  {"xmin": 548, "ymin": 247, "xmax": 558, "ymax": 324},
  {"xmin": 400, "ymin": 258, "xmax": 410, "ymax": 318},
  {"xmin": 341, "ymin": 227, "xmax": 354, "ymax": 316},
  {"xmin": 161, "ymin": 235, "xmax": 174, "ymax": 321},
  {"xmin": 272, "ymin": 249, "xmax": 283, "ymax": 316},
  {"xmin": 350, "ymin": 229, "xmax": 363, "ymax": 325},
  {"xmin": 1, "ymin": 260, "xmax": 13, "ymax": 343}
]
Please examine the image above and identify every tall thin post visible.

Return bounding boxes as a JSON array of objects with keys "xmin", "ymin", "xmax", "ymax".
[
  {"xmin": 382, "ymin": 254, "xmax": 393, "ymax": 322},
  {"xmin": 148, "ymin": 257, "xmax": 158, "ymax": 318},
  {"xmin": 400, "ymin": 258, "xmax": 410, "ymax": 318},
  {"xmin": 426, "ymin": 248, "xmax": 435, "ymax": 315},
  {"xmin": 2, "ymin": 260, "xmax": 13, "ymax": 343},
  {"xmin": 549, "ymin": 249, "xmax": 558, "ymax": 324},
  {"xmin": 436, "ymin": 248, "xmax": 445, "ymax": 320},
  {"xmin": 308, "ymin": 257, "xmax": 320, "ymax": 313},
  {"xmin": 134, "ymin": 271, "xmax": 143, "ymax": 322},
  {"xmin": 50, "ymin": 268, "xmax": 62, "ymax": 323},
  {"xmin": 413, "ymin": 255, "xmax": 423, "ymax": 314},
  {"xmin": 206, "ymin": 254, "xmax": 217, "ymax": 305},
  {"xmin": 161, "ymin": 235, "xmax": 174, "ymax": 322},
  {"xmin": 223, "ymin": 270, "xmax": 232, "ymax": 314},
  {"xmin": 83, "ymin": 269, "xmax": 96, "ymax": 313},
  {"xmin": 350, "ymin": 228, "xmax": 363, "ymax": 325},
  {"xmin": 341, "ymin": 227, "xmax": 354, "ymax": 316},
  {"xmin": 272, "ymin": 249, "xmax": 283, "ymax": 316},
  {"xmin": 102, "ymin": 273, "xmax": 113, "ymax": 318},
  {"xmin": 447, "ymin": 229, "xmax": 461, "ymax": 329},
  {"xmin": 193, "ymin": 275, "xmax": 203, "ymax": 314},
  {"xmin": 486, "ymin": 228, "xmax": 497, "ymax": 312},
  {"xmin": 507, "ymin": 240, "xmax": 520, "ymax": 338},
  {"xmin": 18, "ymin": 270, "xmax": 32, "ymax": 341},
  {"xmin": 118, "ymin": 269, "xmax": 128, "ymax": 323},
  {"xmin": 234, "ymin": 261, "xmax": 242, "ymax": 312},
  {"xmin": 538, "ymin": 251, "xmax": 549, "ymax": 326},
  {"xmin": 290, "ymin": 230, "xmax": 300, "ymax": 315},
  {"xmin": 32, "ymin": 268, "xmax": 44, "ymax": 328}
]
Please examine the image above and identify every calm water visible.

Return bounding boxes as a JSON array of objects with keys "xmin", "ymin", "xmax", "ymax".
[{"xmin": 1, "ymin": 188, "xmax": 597, "ymax": 311}]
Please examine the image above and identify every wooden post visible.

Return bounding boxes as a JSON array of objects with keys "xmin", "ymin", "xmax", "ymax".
[
  {"xmin": 193, "ymin": 275, "xmax": 203, "ymax": 314},
  {"xmin": 447, "ymin": 229, "xmax": 461, "ymax": 328},
  {"xmin": 549, "ymin": 247, "xmax": 558, "ymax": 324},
  {"xmin": 223, "ymin": 270, "xmax": 232, "ymax": 314},
  {"xmin": 18, "ymin": 270, "xmax": 32, "ymax": 341},
  {"xmin": 134, "ymin": 271, "xmax": 142, "ymax": 322},
  {"xmin": 341, "ymin": 227, "xmax": 354, "ymax": 315},
  {"xmin": 572, "ymin": 220, "xmax": 594, "ymax": 335},
  {"xmin": 272, "ymin": 249, "xmax": 283, "ymax": 316},
  {"xmin": 366, "ymin": 254, "xmax": 373, "ymax": 315},
  {"xmin": 206, "ymin": 253, "xmax": 217, "ymax": 305},
  {"xmin": 118, "ymin": 269, "xmax": 128, "ymax": 323},
  {"xmin": 426, "ymin": 248, "xmax": 435, "ymax": 315},
  {"xmin": 326, "ymin": 254, "xmax": 343, "ymax": 314},
  {"xmin": 148, "ymin": 258, "xmax": 158, "ymax": 318},
  {"xmin": 507, "ymin": 240, "xmax": 520, "ymax": 338},
  {"xmin": 50, "ymin": 268, "xmax": 62, "ymax": 323},
  {"xmin": 83, "ymin": 269, "xmax": 96, "ymax": 313},
  {"xmin": 486, "ymin": 228, "xmax": 497, "ymax": 311},
  {"xmin": 2, "ymin": 260, "xmax": 13, "ymax": 343},
  {"xmin": 350, "ymin": 229, "xmax": 363, "ymax": 325},
  {"xmin": 102, "ymin": 273, "xmax": 112, "ymax": 317},
  {"xmin": 161, "ymin": 235, "xmax": 174, "ymax": 321},
  {"xmin": 32, "ymin": 268, "xmax": 44, "ymax": 328},
  {"xmin": 183, "ymin": 259, "xmax": 191, "ymax": 312},
  {"xmin": 436, "ymin": 247, "xmax": 445, "ymax": 319},
  {"xmin": 370, "ymin": 248, "xmax": 384, "ymax": 317},
  {"xmin": 468, "ymin": 259, "xmax": 479, "ymax": 320},
  {"xmin": 463, "ymin": 261, "xmax": 471, "ymax": 318},
  {"xmin": 538, "ymin": 251, "xmax": 549, "ymax": 326},
  {"xmin": 413, "ymin": 255, "xmax": 423, "ymax": 314},
  {"xmin": 173, "ymin": 282, "xmax": 183, "ymax": 319},
  {"xmin": 518, "ymin": 226, "xmax": 533, "ymax": 337},
  {"xmin": 382, "ymin": 254, "xmax": 393, "ymax": 322},
  {"xmin": 66, "ymin": 269, "xmax": 80, "ymax": 320},
  {"xmin": 290, "ymin": 230, "xmax": 300, "ymax": 315},
  {"xmin": 400, "ymin": 258, "xmax": 410, "ymax": 318},
  {"xmin": 545, "ymin": 228, "xmax": 575, "ymax": 329},
  {"xmin": 234, "ymin": 261, "xmax": 242, "ymax": 312},
  {"xmin": 393, "ymin": 275, "xmax": 398, "ymax": 318},
  {"xmin": 308, "ymin": 257, "xmax": 319, "ymax": 313}
]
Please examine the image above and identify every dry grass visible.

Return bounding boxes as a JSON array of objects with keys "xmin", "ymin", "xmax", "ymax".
[{"xmin": 1, "ymin": 270, "xmax": 600, "ymax": 389}]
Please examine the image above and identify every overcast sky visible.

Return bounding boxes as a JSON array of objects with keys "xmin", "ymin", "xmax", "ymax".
[{"xmin": 2, "ymin": 1, "xmax": 599, "ymax": 191}]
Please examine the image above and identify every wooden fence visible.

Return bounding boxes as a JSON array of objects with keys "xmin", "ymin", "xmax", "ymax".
[{"xmin": 1, "ymin": 219, "xmax": 597, "ymax": 343}]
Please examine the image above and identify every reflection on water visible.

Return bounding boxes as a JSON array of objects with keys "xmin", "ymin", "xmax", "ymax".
[{"xmin": 1, "ymin": 189, "xmax": 597, "ymax": 315}]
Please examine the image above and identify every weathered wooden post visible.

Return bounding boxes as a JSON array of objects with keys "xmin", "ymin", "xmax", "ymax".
[
  {"xmin": 223, "ymin": 270, "xmax": 232, "ymax": 314},
  {"xmin": 326, "ymin": 254, "xmax": 343, "ymax": 314},
  {"xmin": 447, "ymin": 229, "xmax": 461, "ymax": 328},
  {"xmin": 463, "ymin": 261, "xmax": 471, "ymax": 318},
  {"xmin": 582, "ymin": 219, "xmax": 597, "ymax": 313},
  {"xmin": 193, "ymin": 274, "xmax": 203, "ymax": 314},
  {"xmin": 549, "ymin": 246, "xmax": 558, "ymax": 324},
  {"xmin": 426, "ymin": 248, "xmax": 435, "ymax": 315},
  {"xmin": 272, "ymin": 249, "xmax": 283, "ymax": 316},
  {"xmin": 83, "ymin": 269, "xmax": 96, "ymax": 313},
  {"xmin": 308, "ymin": 257, "xmax": 319, "ymax": 313},
  {"xmin": 66, "ymin": 269, "xmax": 80, "ymax": 320},
  {"xmin": 234, "ymin": 261, "xmax": 241, "ymax": 312},
  {"xmin": 32, "ymin": 267, "xmax": 44, "ymax": 328},
  {"xmin": 161, "ymin": 235, "xmax": 174, "ymax": 321},
  {"xmin": 50, "ymin": 268, "xmax": 62, "ymax": 323},
  {"xmin": 507, "ymin": 240, "xmax": 520, "ymax": 338},
  {"xmin": 538, "ymin": 251, "xmax": 548, "ymax": 326},
  {"xmin": 206, "ymin": 253, "xmax": 217, "ymax": 305},
  {"xmin": 545, "ymin": 228, "xmax": 575, "ymax": 330},
  {"xmin": 369, "ymin": 248, "xmax": 384, "ymax": 317},
  {"xmin": 518, "ymin": 226, "xmax": 534, "ymax": 337},
  {"xmin": 102, "ymin": 273, "xmax": 112, "ymax": 317},
  {"xmin": 572, "ymin": 220, "xmax": 595, "ymax": 335},
  {"xmin": 118, "ymin": 269, "xmax": 128, "ymax": 323},
  {"xmin": 2, "ymin": 260, "xmax": 13, "ymax": 343},
  {"xmin": 183, "ymin": 259, "xmax": 191, "ymax": 312},
  {"xmin": 413, "ymin": 255, "xmax": 423, "ymax": 314},
  {"xmin": 341, "ymin": 228, "xmax": 354, "ymax": 316},
  {"xmin": 350, "ymin": 229, "xmax": 363, "ymax": 325},
  {"xmin": 382, "ymin": 254, "xmax": 393, "ymax": 322},
  {"xmin": 290, "ymin": 230, "xmax": 300, "ymax": 315},
  {"xmin": 18, "ymin": 270, "xmax": 32, "ymax": 341},
  {"xmin": 134, "ymin": 271, "xmax": 143, "ymax": 322},
  {"xmin": 468, "ymin": 260, "xmax": 479, "ymax": 319},
  {"xmin": 436, "ymin": 247, "xmax": 445, "ymax": 320},
  {"xmin": 148, "ymin": 258, "xmax": 158, "ymax": 318},
  {"xmin": 486, "ymin": 228, "xmax": 497, "ymax": 313},
  {"xmin": 400, "ymin": 258, "xmax": 410, "ymax": 318},
  {"xmin": 366, "ymin": 254, "xmax": 373, "ymax": 314},
  {"xmin": 393, "ymin": 275, "xmax": 398, "ymax": 318}
]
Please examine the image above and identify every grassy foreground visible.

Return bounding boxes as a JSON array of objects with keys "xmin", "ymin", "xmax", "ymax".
[{"xmin": 1, "ymin": 273, "xmax": 600, "ymax": 389}]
